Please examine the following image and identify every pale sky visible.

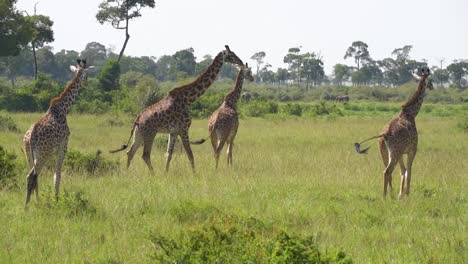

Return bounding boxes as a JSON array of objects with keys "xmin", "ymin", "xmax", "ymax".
[{"xmin": 16, "ymin": 0, "xmax": 468, "ymax": 74}]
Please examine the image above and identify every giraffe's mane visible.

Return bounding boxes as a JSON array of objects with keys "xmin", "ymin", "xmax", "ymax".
[
  {"xmin": 225, "ymin": 68, "xmax": 244, "ymax": 102},
  {"xmin": 49, "ymin": 70, "xmax": 80, "ymax": 107},
  {"xmin": 169, "ymin": 52, "xmax": 223, "ymax": 96},
  {"xmin": 402, "ymin": 76, "xmax": 426, "ymax": 109}
]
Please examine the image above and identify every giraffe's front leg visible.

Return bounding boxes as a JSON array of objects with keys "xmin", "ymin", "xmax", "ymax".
[
  {"xmin": 226, "ymin": 142, "xmax": 234, "ymax": 166},
  {"xmin": 54, "ymin": 139, "xmax": 68, "ymax": 200},
  {"xmin": 180, "ymin": 133, "xmax": 195, "ymax": 171},
  {"xmin": 405, "ymin": 151, "xmax": 417, "ymax": 197},
  {"xmin": 398, "ymin": 157, "xmax": 407, "ymax": 200}
]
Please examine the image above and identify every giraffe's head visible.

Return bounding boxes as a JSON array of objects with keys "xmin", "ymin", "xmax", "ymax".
[
  {"xmin": 241, "ymin": 63, "xmax": 255, "ymax": 82},
  {"xmin": 222, "ymin": 45, "xmax": 244, "ymax": 67},
  {"xmin": 414, "ymin": 66, "xmax": 434, "ymax": 90},
  {"xmin": 69, "ymin": 59, "xmax": 95, "ymax": 86}
]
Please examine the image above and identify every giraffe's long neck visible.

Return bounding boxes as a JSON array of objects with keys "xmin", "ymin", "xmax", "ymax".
[
  {"xmin": 172, "ymin": 52, "xmax": 224, "ymax": 105},
  {"xmin": 49, "ymin": 70, "xmax": 84, "ymax": 115},
  {"xmin": 223, "ymin": 68, "xmax": 246, "ymax": 109},
  {"xmin": 401, "ymin": 76, "xmax": 428, "ymax": 118}
]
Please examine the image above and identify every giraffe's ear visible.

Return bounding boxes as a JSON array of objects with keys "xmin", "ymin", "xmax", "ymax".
[
  {"xmin": 69, "ymin": 65, "xmax": 78, "ymax": 72},
  {"xmin": 85, "ymin": 65, "xmax": 96, "ymax": 71},
  {"xmin": 412, "ymin": 73, "xmax": 421, "ymax": 81}
]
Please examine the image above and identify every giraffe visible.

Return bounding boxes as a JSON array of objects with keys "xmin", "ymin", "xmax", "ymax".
[
  {"xmin": 110, "ymin": 45, "xmax": 244, "ymax": 173},
  {"xmin": 23, "ymin": 59, "xmax": 94, "ymax": 205},
  {"xmin": 354, "ymin": 67, "xmax": 433, "ymax": 199},
  {"xmin": 192, "ymin": 63, "xmax": 254, "ymax": 168}
]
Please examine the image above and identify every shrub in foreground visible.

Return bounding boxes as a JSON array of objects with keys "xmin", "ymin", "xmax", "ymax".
[
  {"xmin": 0, "ymin": 146, "xmax": 20, "ymax": 190},
  {"xmin": 149, "ymin": 213, "xmax": 352, "ymax": 263},
  {"xmin": 64, "ymin": 149, "xmax": 119, "ymax": 175},
  {"xmin": 0, "ymin": 115, "xmax": 20, "ymax": 132}
]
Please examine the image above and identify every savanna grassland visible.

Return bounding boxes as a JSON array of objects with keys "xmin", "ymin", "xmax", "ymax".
[{"xmin": 0, "ymin": 106, "xmax": 466, "ymax": 263}]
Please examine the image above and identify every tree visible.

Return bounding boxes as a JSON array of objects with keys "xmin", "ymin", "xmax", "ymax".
[
  {"xmin": 276, "ymin": 68, "xmax": 289, "ymax": 86},
  {"xmin": 283, "ymin": 47, "xmax": 302, "ymax": 84},
  {"xmin": 0, "ymin": 47, "xmax": 33, "ymax": 87},
  {"xmin": 97, "ymin": 59, "xmax": 121, "ymax": 95},
  {"xmin": 447, "ymin": 60, "xmax": 468, "ymax": 88},
  {"xmin": 54, "ymin": 49, "xmax": 80, "ymax": 82},
  {"xmin": 36, "ymin": 46, "xmax": 58, "ymax": 78},
  {"xmin": 300, "ymin": 53, "xmax": 324, "ymax": 89},
  {"xmin": 250, "ymin": 51, "xmax": 266, "ymax": 83},
  {"xmin": 332, "ymin": 64, "xmax": 351, "ymax": 85},
  {"xmin": 173, "ymin": 47, "xmax": 196, "ymax": 77},
  {"xmin": 391, "ymin": 45, "xmax": 413, "ymax": 62},
  {"xmin": 96, "ymin": 0, "xmax": 156, "ymax": 63},
  {"xmin": 431, "ymin": 66, "xmax": 450, "ymax": 88},
  {"xmin": 154, "ymin": 55, "xmax": 176, "ymax": 81},
  {"xmin": 195, "ymin": 55, "xmax": 213, "ymax": 76},
  {"xmin": 259, "ymin": 63, "xmax": 274, "ymax": 83},
  {"xmin": 80, "ymin": 42, "xmax": 108, "ymax": 70},
  {"xmin": 0, "ymin": 0, "xmax": 33, "ymax": 57},
  {"xmin": 344, "ymin": 41, "xmax": 370, "ymax": 70},
  {"xmin": 390, "ymin": 45, "xmax": 427, "ymax": 84},
  {"xmin": 29, "ymin": 13, "xmax": 54, "ymax": 80}
]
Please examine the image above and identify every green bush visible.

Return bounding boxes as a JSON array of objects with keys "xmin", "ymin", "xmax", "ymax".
[
  {"xmin": 0, "ymin": 145, "xmax": 20, "ymax": 190},
  {"xmin": 0, "ymin": 114, "xmax": 20, "ymax": 132},
  {"xmin": 304, "ymin": 101, "xmax": 343, "ymax": 116},
  {"xmin": 0, "ymin": 92, "xmax": 39, "ymax": 112},
  {"xmin": 241, "ymin": 100, "xmax": 279, "ymax": 117},
  {"xmin": 191, "ymin": 93, "xmax": 224, "ymax": 118},
  {"xmin": 64, "ymin": 149, "xmax": 119, "ymax": 175},
  {"xmin": 97, "ymin": 59, "xmax": 121, "ymax": 94},
  {"xmin": 42, "ymin": 190, "xmax": 96, "ymax": 217},
  {"xmin": 149, "ymin": 213, "xmax": 352, "ymax": 263},
  {"xmin": 281, "ymin": 103, "xmax": 303, "ymax": 116},
  {"xmin": 457, "ymin": 117, "xmax": 468, "ymax": 132}
]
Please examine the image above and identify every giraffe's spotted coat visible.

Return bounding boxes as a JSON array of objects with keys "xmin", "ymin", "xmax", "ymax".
[
  {"xmin": 207, "ymin": 64, "xmax": 254, "ymax": 168},
  {"xmin": 115, "ymin": 46, "xmax": 244, "ymax": 173},
  {"xmin": 23, "ymin": 60, "xmax": 91, "ymax": 205}
]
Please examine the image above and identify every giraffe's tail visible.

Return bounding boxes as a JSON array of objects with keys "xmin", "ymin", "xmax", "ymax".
[
  {"xmin": 191, "ymin": 128, "xmax": 216, "ymax": 145},
  {"xmin": 109, "ymin": 122, "xmax": 138, "ymax": 153},
  {"xmin": 354, "ymin": 134, "xmax": 385, "ymax": 154}
]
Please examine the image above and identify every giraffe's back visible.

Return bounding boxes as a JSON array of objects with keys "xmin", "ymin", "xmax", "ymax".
[
  {"xmin": 136, "ymin": 95, "xmax": 192, "ymax": 135},
  {"xmin": 381, "ymin": 113, "xmax": 418, "ymax": 154},
  {"xmin": 208, "ymin": 105, "xmax": 239, "ymax": 138}
]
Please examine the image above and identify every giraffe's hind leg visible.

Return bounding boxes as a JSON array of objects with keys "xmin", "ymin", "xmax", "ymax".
[
  {"xmin": 226, "ymin": 127, "xmax": 238, "ymax": 167},
  {"xmin": 214, "ymin": 132, "xmax": 227, "ymax": 170},
  {"xmin": 180, "ymin": 132, "xmax": 195, "ymax": 171},
  {"xmin": 142, "ymin": 134, "xmax": 156, "ymax": 175},
  {"xmin": 24, "ymin": 140, "xmax": 34, "ymax": 170},
  {"xmin": 126, "ymin": 127, "xmax": 143, "ymax": 169},
  {"xmin": 383, "ymin": 154, "xmax": 398, "ymax": 199},
  {"xmin": 379, "ymin": 139, "xmax": 389, "ymax": 167},
  {"xmin": 54, "ymin": 139, "xmax": 68, "ymax": 200},
  {"xmin": 25, "ymin": 155, "xmax": 44, "ymax": 205}
]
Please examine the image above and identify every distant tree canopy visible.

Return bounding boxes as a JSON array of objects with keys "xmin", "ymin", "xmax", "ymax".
[
  {"xmin": 29, "ymin": 14, "xmax": 54, "ymax": 80},
  {"xmin": 0, "ymin": 39, "xmax": 467, "ymax": 90},
  {"xmin": 0, "ymin": 0, "xmax": 34, "ymax": 57}
]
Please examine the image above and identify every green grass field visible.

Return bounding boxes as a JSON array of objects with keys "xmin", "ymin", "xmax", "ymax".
[{"xmin": 0, "ymin": 111, "xmax": 466, "ymax": 263}]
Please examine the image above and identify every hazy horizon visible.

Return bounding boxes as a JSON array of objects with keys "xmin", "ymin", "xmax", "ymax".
[{"xmin": 16, "ymin": 0, "xmax": 468, "ymax": 74}]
